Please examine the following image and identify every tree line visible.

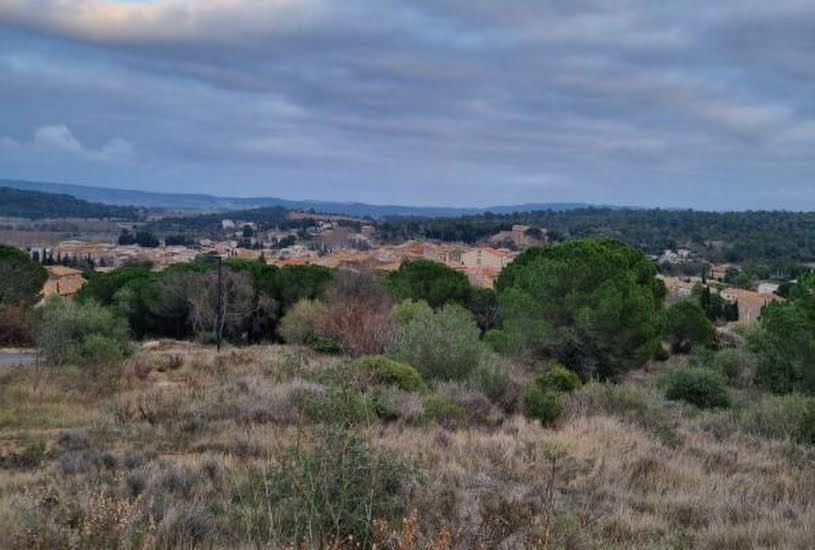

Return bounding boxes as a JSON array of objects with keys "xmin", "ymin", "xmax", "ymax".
[
  {"xmin": 379, "ymin": 208, "xmax": 815, "ymax": 277},
  {"xmin": 3, "ymin": 238, "xmax": 814, "ymax": 401}
]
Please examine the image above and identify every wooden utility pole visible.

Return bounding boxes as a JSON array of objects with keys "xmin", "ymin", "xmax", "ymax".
[{"xmin": 216, "ymin": 256, "xmax": 223, "ymax": 352}]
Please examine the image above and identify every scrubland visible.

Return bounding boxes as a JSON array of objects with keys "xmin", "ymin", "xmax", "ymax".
[{"xmin": 1, "ymin": 342, "xmax": 813, "ymax": 550}]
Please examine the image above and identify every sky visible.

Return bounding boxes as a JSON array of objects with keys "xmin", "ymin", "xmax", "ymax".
[{"xmin": 1, "ymin": 1, "xmax": 814, "ymax": 210}]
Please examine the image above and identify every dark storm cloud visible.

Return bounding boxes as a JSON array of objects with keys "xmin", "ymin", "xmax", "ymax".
[{"xmin": 0, "ymin": 0, "xmax": 813, "ymax": 209}]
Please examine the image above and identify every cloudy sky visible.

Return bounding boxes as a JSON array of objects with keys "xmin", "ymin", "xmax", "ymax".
[{"xmin": 1, "ymin": 1, "xmax": 814, "ymax": 209}]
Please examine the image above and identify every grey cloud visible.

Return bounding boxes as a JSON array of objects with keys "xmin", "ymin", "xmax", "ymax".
[
  {"xmin": 1, "ymin": 124, "xmax": 135, "ymax": 163},
  {"xmin": 34, "ymin": 125, "xmax": 83, "ymax": 153},
  {"xmin": 0, "ymin": 1, "xmax": 814, "ymax": 208}
]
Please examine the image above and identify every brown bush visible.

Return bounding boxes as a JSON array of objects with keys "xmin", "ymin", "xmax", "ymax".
[{"xmin": 320, "ymin": 270, "xmax": 398, "ymax": 356}]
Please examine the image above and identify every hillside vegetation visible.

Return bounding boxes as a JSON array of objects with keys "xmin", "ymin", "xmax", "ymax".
[
  {"xmin": 1, "ymin": 343, "xmax": 813, "ymax": 549},
  {"xmin": 0, "ymin": 187, "xmax": 139, "ymax": 220}
]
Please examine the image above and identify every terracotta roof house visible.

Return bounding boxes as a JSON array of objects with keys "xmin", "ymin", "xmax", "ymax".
[
  {"xmin": 460, "ymin": 246, "xmax": 516, "ymax": 270},
  {"xmin": 659, "ymin": 276, "xmax": 697, "ymax": 303},
  {"xmin": 42, "ymin": 266, "xmax": 86, "ymax": 300},
  {"xmin": 457, "ymin": 265, "xmax": 501, "ymax": 288},
  {"xmin": 709, "ymin": 263, "xmax": 736, "ymax": 281},
  {"xmin": 719, "ymin": 287, "xmax": 784, "ymax": 323}
]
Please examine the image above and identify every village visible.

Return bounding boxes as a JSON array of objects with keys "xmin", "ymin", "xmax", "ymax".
[
  {"xmin": 21, "ymin": 214, "xmax": 786, "ymax": 325},
  {"xmin": 656, "ymin": 248, "xmax": 785, "ymax": 323},
  {"xmin": 24, "ymin": 216, "xmax": 526, "ymax": 299}
]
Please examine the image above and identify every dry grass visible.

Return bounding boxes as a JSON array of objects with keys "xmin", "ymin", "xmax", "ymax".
[
  {"xmin": 375, "ymin": 412, "xmax": 815, "ymax": 549},
  {"xmin": 0, "ymin": 343, "xmax": 812, "ymax": 549}
]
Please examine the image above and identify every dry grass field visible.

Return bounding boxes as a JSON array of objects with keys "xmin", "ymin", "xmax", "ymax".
[{"xmin": 0, "ymin": 342, "xmax": 813, "ymax": 549}]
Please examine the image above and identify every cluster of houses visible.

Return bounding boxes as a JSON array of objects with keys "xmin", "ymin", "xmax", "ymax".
[
  {"xmin": 652, "ymin": 244, "xmax": 790, "ymax": 322},
  {"xmin": 233, "ymin": 240, "xmax": 518, "ymax": 289},
  {"xmin": 27, "ymin": 219, "xmax": 535, "ymax": 294},
  {"xmin": 26, "ymin": 225, "xmax": 792, "ymax": 326},
  {"xmin": 220, "ymin": 216, "xmax": 378, "ymax": 252},
  {"xmin": 27, "ymin": 235, "xmax": 523, "ymax": 307},
  {"xmin": 660, "ymin": 275, "xmax": 784, "ymax": 323}
]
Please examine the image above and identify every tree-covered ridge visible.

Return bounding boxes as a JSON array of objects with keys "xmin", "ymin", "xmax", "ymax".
[
  {"xmin": 146, "ymin": 206, "xmax": 296, "ymax": 235},
  {"xmin": 379, "ymin": 208, "xmax": 815, "ymax": 271},
  {"xmin": 0, "ymin": 186, "xmax": 139, "ymax": 220}
]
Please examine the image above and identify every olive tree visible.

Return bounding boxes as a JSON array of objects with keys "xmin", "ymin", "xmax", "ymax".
[{"xmin": 388, "ymin": 304, "xmax": 485, "ymax": 380}]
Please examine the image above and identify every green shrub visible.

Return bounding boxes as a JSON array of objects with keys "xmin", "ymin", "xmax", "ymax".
[
  {"xmin": 76, "ymin": 333, "xmax": 130, "ymax": 365},
  {"xmin": 522, "ymin": 363, "xmax": 579, "ymax": 424},
  {"xmin": 574, "ymin": 381, "xmax": 651, "ymax": 419},
  {"xmin": 662, "ymin": 367, "xmax": 731, "ymax": 409},
  {"xmin": 388, "ymin": 304, "xmax": 485, "ymax": 381},
  {"xmin": 369, "ymin": 391, "xmax": 402, "ymax": 422},
  {"xmin": 311, "ymin": 361, "xmax": 358, "ymax": 388},
  {"xmin": 653, "ymin": 344, "xmax": 670, "ymax": 362},
  {"xmin": 571, "ymin": 382, "xmax": 682, "ymax": 447},
  {"xmin": 300, "ymin": 387, "xmax": 377, "ymax": 426},
  {"xmin": 710, "ymin": 348, "xmax": 753, "ymax": 387},
  {"xmin": 371, "ymin": 388, "xmax": 423, "ymax": 425},
  {"xmin": 36, "ymin": 297, "xmax": 132, "ymax": 367},
  {"xmin": 391, "ymin": 299, "xmax": 432, "ymax": 327},
  {"xmin": 353, "ymin": 355, "xmax": 424, "ymax": 391},
  {"xmin": 436, "ymin": 382, "xmax": 505, "ymax": 426},
  {"xmin": 537, "ymin": 363, "xmax": 582, "ymax": 393},
  {"xmin": 733, "ymin": 393, "xmax": 815, "ymax": 442},
  {"xmin": 468, "ymin": 353, "xmax": 515, "ymax": 407},
  {"xmin": 234, "ymin": 428, "xmax": 409, "ymax": 547},
  {"xmin": 690, "ymin": 344, "xmax": 716, "ymax": 366},
  {"xmin": 0, "ymin": 440, "xmax": 47, "ymax": 469},
  {"xmin": 799, "ymin": 401, "xmax": 815, "ymax": 445},
  {"xmin": 278, "ymin": 299, "xmax": 328, "ymax": 344},
  {"xmin": 422, "ymin": 396, "xmax": 468, "ymax": 426},
  {"xmin": 483, "ymin": 329, "xmax": 511, "ymax": 353},
  {"xmin": 304, "ymin": 333, "xmax": 341, "ymax": 354},
  {"xmin": 524, "ymin": 386, "xmax": 563, "ymax": 424}
]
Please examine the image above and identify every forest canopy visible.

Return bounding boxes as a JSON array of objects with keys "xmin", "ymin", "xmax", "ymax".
[{"xmin": 0, "ymin": 187, "xmax": 139, "ymax": 220}]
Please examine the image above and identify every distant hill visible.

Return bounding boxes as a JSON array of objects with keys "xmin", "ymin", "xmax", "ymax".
[
  {"xmin": 0, "ymin": 186, "xmax": 139, "ymax": 220},
  {"xmin": 0, "ymin": 179, "xmax": 591, "ymax": 218},
  {"xmin": 149, "ymin": 206, "xmax": 292, "ymax": 235}
]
